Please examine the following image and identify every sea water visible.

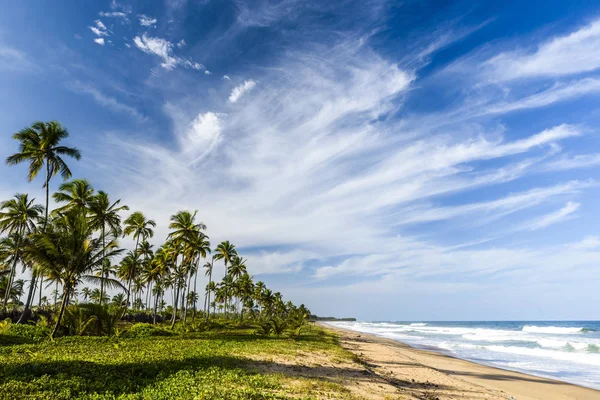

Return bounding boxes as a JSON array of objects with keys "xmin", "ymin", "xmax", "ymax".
[{"xmin": 326, "ymin": 320, "xmax": 600, "ymax": 390}]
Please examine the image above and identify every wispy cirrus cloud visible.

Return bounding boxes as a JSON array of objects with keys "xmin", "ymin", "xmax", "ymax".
[
  {"xmin": 485, "ymin": 19, "xmax": 600, "ymax": 80},
  {"xmin": 133, "ymin": 33, "xmax": 203, "ymax": 70},
  {"xmin": 68, "ymin": 81, "xmax": 144, "ymax": 121},
  {"xmin": 45, "ymin": 3, "xmax": 600, "ymax": 318},
  {"xmin": 522, "ymin": 201, "xmax": 580, "ymax": 231}
]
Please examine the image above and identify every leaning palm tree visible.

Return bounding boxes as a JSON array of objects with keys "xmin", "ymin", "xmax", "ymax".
[
  {"xmin": 88, "ymin": 191, "xmax": 129, "ymax": 305},
  {"xmin": 0, "ymin": 194, "xmax": 43, "ymax": 313},
  {"xmin": 27, "ymin": 210, "xmax": 122, "ymax": 338},
  {"xmin": 5, "ymin": 121, "xmax": 81, "ymax": 230}
]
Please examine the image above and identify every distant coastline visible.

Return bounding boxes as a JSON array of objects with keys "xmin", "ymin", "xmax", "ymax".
[{"xmin": 309, "ymin": 315, "xmax": 356, "ymax": 322}]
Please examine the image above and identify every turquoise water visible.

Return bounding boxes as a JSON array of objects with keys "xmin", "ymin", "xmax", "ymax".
[{"xmin": 327, "ymin": 320, "xmax": 600, "ymax": 390}]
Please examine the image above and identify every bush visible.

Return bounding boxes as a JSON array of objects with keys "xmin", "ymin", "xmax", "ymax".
[
  {"xmin": 123, "ymin": 323, "xmax": 173, "ymax": 338},
  {"xmin": 0, "ymin": 320, "xmax": 50, "ymax": 342}
]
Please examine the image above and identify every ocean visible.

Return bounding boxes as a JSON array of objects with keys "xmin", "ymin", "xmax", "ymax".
[{"xmin": 326, "ymin": 320, "xmax": 600, "ymax": 390}]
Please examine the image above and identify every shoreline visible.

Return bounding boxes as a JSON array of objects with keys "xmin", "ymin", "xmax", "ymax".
[{"xmin": 321, "ymin": 322, "xmax": 600, "ymax": 400}]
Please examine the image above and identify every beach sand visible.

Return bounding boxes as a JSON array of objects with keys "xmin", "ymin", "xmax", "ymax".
[{"xmin": 321, "ymin": 323, "xmax": 600, "ymax": 400}]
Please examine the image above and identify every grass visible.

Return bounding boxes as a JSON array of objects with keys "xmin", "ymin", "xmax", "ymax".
[{"xmin": 0, "ymin": 323, "xmax": 362, "ymax": 400}]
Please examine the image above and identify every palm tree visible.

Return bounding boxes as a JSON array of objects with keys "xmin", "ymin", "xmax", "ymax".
[
  {"xmin": 167, "ymin": 211, "xmax": 206, "ymax": 326},
  {"xmin": 88, "ymin": 191, "xmax": 129, "ymax": 305},
  {"xmin": 123, "ymin": 212, "xmax": 155, "ymax": 307},
  {"xmin": 5, "ymin": 121, "xmax": 81, "ymax": 230},
  {"xmin": 27, "ymin": 210, "xmax": 122, "ymax": 337},
  {"xmin": 213, "ymin": 241, "xmax": 237, "ymax": 319},
  {"xmin": 81, "ymin": 287, "xmax": 91, "ymax": 302},
  {"xmin": 52, "ymin": 179, "xmax": 95, "ymax": 214},
  {"xmin": 116, "ymin": 251, "xmax": 139, "ymax": 308},
  {"xmin": 0, "ymin": 194, "xmax": 43, "ymax": 313}
]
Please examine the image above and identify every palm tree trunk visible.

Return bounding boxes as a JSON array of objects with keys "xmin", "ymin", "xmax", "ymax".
[
  {"xmin": 51, "ymin": 288, "xmax": 69, "ymax": 338},
  {"xmin": 205, "ymin": 261, "xmax": 213, "ymax": 321},
  {"xmin": 127, "ymin": 236, "xmax": 140, "ymax": 309},
  {"xmin": 99, "ymin": 226, "xmax": 106, "ymax": 306},
  {"xmin": 153, "ymin": 287, "xmax": 159, "ymax": 324},
  {"xmin": 170, "ymin": 281, "xmax": 179, "ymax": 329},
  {"xmin": 2, "ymin": 233, "xmax": 22, "ymax": 314},
  {"xmin": 16, "ymin": 270, "xmax": 37, "ymax": 324},
  {"xmin": 192, "ymin": 269, "xmax": 198, "ymax": 321},
  {"xmin": 37, "ymin": 274, "xmax": 43, "ymax": 307}
]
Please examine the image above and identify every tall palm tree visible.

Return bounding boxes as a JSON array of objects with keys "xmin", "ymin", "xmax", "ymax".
[
  {"xmin": 27, "ymin": 210, "xmax": 122, "ymax": 337},
  {"xmin": 123, "ymin": 212, "xmax": 155, "ymax": 307},
  {"xmin": 167, "ymin": 211, "xmax": 206, "ymax": 326},
  {"xmin": 116, "ymin": 251, "xmax": 139, "ymax": 308},
  {"xmin": 88, "ymin": 191, "xmax": 129, "ymax": 305},
  {"xmin": 0, "ymin": 194, "xmax": 43, "ymax": 313},
  {"xmin": 213, "ymin": 241, "xmax": 237, "ymax": 318},
  {"xmin": 5, "ymin": 121, "xmax": 81, "ymax": 231}
]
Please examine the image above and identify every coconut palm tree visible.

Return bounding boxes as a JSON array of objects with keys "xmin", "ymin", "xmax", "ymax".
[
  {"xmin": 213, "ymin": 241, "xmax": 237, "ymax": 319},
  {"xmin": 52, "ymin": 179, "xmax": 95, "ymax": 214},
  {"xmin": 0, "ymin": 194, "xmax": 43, "ymax": 313},
  {"xmin": 5, "ymin": 121, "xmax": 81, "ymax": 230},
  {"xmin": 123, "ymin": 212, "xmax": 155, "ymax": 307},
  {"xmin": 88, "ymin": 191, "xmax": 129, "ymax": 305},
  {"xmin": 27, "ymin": 210, "xmax": 122, "ymax": 337},
  {"xmin": 116, "ymin": 251, "xmax": 139, "ymax": 308},
  {"xmin": 81, "ymin": 287, "xmax": 91, "ymax": 302}
]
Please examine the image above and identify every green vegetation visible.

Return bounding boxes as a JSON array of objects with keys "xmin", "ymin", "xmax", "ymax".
[{"xmin": 0, "ymin": 323, "xmax": 358, "ymax": 399}]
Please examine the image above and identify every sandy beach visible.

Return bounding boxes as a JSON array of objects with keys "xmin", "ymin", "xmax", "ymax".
[{"xmin": 322, "ymin": 323, "xmax": 600, "ymax": 400}]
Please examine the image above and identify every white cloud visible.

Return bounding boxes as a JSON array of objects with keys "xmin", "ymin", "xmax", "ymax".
[
  {"xmin": 74, "ymin": 34, "xmax": 82, "ymax": 40},
  {"xmin": 544, "ymin": 153, "xmax": 600, "ymax": 171},
  {"xmin": 484, "ymin": 78, "xmax": 600, "ymax": 115},
  {"xmin": 90, "ymin": 27, "xmax": 107, "ymax": 37},
  {"xmin": 95, "ymin": 20, "xmax": 107, "ymax": 31},
  {"xmin": 177, "ymin": 39, "xmax": 186, "ymax": 48},
  {"xmin": 229, "ymin": 79, "xmax": 256, "ymax": 103},
  {"xmin": 205, "ymin": 70, "xmax": 212, "ymax": 75},
  {"xmin": 90, "ymin": 20, "xmax": 109, "ymax": 38},
  {"xmin": 133, "ymin": 33, "xmax": 203, "ymax": 70},
  {"xmin": 523, "ymin": 201, "xmax": 580, "ymax": 231},
  {"xmin": 68, "ymin": 81, "xmax": 144, "ymax": 120},
  {"xmin": 94, "ymin": 38, "xmax": 105, "ymax": 46},
  {"xmin": 486, "ymin": 19, "xmax": 600, "ymax": 80},
  {"xmin": 78, "ymin": 22, "xmax": 600, "ymax": 317},
  {"xmin": 99, "ymin": 11, "xmax": 130, "ymax": 24},
  {"xmin": 223, "ymin": 75, "xmax": 231, "ymax": 80},
  {"xmin": 139, "ymin": 15, "xmax": 157, "ymax": 27},
  {"xmin": 0, "ymin": 46, "xmax": 38, "ymax": 72}
]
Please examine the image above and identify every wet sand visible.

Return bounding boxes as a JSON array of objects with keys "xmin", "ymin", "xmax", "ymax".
[{"xmin": 322, "ymin": 323, "xmax": 600, "ymax": 400}]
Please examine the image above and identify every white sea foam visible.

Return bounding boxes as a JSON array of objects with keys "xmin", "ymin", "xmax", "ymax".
[
  {"xmin": 327, "ymin": 321, "xmax": 600, "ymax": 390},
  {"xmin": 522, "ymin": 325, "xmax": 585, "ymax": 334},
  {"xmin": 485, "ymin": 345, "xmax": 600, "ymax": 366}
]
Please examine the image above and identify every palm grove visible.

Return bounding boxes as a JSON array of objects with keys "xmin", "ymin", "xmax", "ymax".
[{"xmin": 0, "ymin": 121, "xmax": 310, "ymax": 338}]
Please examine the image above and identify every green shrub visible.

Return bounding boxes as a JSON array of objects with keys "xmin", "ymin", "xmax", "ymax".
[
  {"xmin": 123, "ymin": 323, "xmax": 173, "ymax": 338},
  {"xmin": 4, "ymin": 323, "xmax": 50, "ymax": 341}
]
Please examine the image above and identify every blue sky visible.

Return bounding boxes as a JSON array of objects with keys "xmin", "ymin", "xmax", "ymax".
[{"xmin": 2, "ymin": 0, "xmax": 600, "ymax": 320}]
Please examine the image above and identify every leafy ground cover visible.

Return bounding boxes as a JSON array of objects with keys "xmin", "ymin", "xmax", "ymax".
[{"xmin": 0, "ymin": 323, "xmax": 367, "ymax": 400}]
